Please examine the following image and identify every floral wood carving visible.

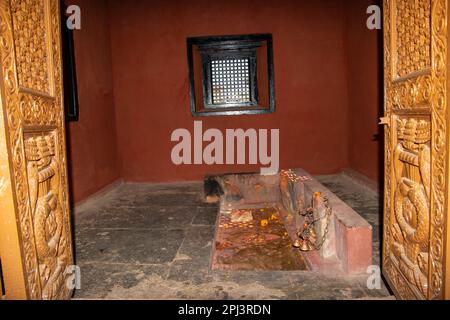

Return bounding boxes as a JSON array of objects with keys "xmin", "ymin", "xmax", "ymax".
[
  {"xmin": 394, "ymin": 0, "xmax": 431, "ymax": 79},
  {"xmin": 0, "ymin": 0, "xmax": 73, "ymax": 300},
  {"xmin": 10, "ymin": 0, "xmax": 53, "ymax": 95},
  {"xmin": 383, "ymin": 0, "xmax": 448, "ymax": 300},
  {"xmin": 389, "ymin": 74, "xmax": 432, "ymax": 110}
]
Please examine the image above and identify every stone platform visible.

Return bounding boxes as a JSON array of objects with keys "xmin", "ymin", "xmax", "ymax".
[{"xmin": 206, "ymin": 169, "xmax": 373, "ymax": 274}]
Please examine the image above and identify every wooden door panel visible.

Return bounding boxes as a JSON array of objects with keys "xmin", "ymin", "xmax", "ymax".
[
  {"xmin": 384, "ymin": 115, "xmax": 432, "ymax": 299},
  {"xmin": 383, "ymin": 0, "xmax": 448, "ymax": 300},
  {"xmin": 0, "ymin": 0, "xmax": 73, "ymax": 300}
]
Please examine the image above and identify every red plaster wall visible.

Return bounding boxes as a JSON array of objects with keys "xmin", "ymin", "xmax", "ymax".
[
  {"xmin": 67, "ymin": 0, "xmax": 120, "ymax": 204},
  {"xmin": 344, "ymin": 0, "xmax": 382, "ymax": 181},
  {"xmin": 67, "ymin": 0, "xmax": 382, "ymax": 204},
  {"xmin": 108, "ymin": 0, "xmax": 350, "ymax": 183}
]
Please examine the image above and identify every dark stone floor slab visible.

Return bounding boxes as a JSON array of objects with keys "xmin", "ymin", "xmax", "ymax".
[
  {"xmin": 119, "ymin": 182, "xmax": 204, "ymax": 193},
  {"xmin": 286, "ymin": 273, "xmax": 390, "ymax": 300},
  {"xmin": 167, "ymin": 226, "xmax": 215, "ymax": 284},
  {"xmin": 208, "ymin": 270, "xmax": 299, "ymax": 300},
  {"xmin": 191, "ymin": 205, "xmax": 219, "ymax": 226},
  {"xmin": 177, "ymin": 226, "xmax": 215, "ymax": 263},
  {"xmin": 167, "ymin": 260, "xmax": 212, "ymax": 285},
  {"xmin": 75, "ymin": 228, "xmax": 185, "ymax": 265},
  {"xmin": 76, "ymin": 183, "xmax": 205, "ymax": 213},
  {"xmin": 129, "ymin": 193, "xmax": 203, "ymax": 208},
  {"xmin": 77, "ymin": 206, "xmax": 197, "ymax": 230},
  {"xmin": 74, "ymin": 262, "xmax": 170, "ymax": 299}
]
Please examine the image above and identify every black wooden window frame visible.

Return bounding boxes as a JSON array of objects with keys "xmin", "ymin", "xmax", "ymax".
[
  {"xmin": 187, "ymin": 34, "xmax": 276, "ymax": 117},
  {"xmin": 61, "ymin": 1, "xmax": 79, "ymax": 122}
]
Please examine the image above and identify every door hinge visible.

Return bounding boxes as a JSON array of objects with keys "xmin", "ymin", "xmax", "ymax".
[{"xmin": 379, "ymin": 116, "xmax": 390, "ymax": 126}]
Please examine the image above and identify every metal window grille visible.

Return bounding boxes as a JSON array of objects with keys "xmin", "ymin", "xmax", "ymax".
[{"xmin": 211, "ymin": 59, "xmax": 251, "ymax": 104}]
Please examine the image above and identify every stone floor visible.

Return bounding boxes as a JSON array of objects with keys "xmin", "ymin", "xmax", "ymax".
[{"xmin": 73, "ymin": 173, "xmax": 393, "ymax": 300}]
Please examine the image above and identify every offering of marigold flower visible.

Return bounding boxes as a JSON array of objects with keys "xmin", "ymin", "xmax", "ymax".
[{"xmin": 260, "ymin": 219, "xmax": 269, "ymax": 227}]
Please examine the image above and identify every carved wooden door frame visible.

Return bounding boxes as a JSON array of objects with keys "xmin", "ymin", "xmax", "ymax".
[
  {"xmin": 382, "ymin": 0, "xmax": 450, "ymax": 300},
  {"xmin": 0, "ymin": 0, "xmax": 74, "ymax": 300}
]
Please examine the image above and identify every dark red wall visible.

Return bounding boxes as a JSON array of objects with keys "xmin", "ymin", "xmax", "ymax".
[
  {"xmin": 108, "ymin": 0, "xmax": 350, "ymax": 183},
  {"xmin": 67, "ymin": 0, "xmax": 120, "ymax": 204},
  {"xmin": 344, "ymin": 0, "xmax": 382, "ymax": 181},
  {"xmin": 67, "ymin": 0, "xmax": 382, "ymax": 204}
]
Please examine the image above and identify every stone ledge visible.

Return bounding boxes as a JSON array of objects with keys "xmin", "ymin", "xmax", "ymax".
[{"xmin": 290, "ymin": 169, "xmax": 373, "ymax": 274}]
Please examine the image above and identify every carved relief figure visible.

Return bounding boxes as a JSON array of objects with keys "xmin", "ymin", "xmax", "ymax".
[
  {"xmin": 25, "ymin": 133, "xmax": 71, "ymax": 300},
  {"xmin": 391, "ymin": 118, "xmax": 431, "ymax": 297}
]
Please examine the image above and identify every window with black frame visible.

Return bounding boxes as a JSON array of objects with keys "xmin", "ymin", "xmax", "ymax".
[
  {"xmin": 187, "ymin": 34, "xmax": 276, "ymax": 117},
  {"xmin": 61, "ymin": 1, "xmax": 79, "ymax": 122}
]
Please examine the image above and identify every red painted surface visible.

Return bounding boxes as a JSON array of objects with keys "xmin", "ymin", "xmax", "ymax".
[
  {"xmin": 67, "ymin": 0, "xmax": 120, "ymax": 204},
  {"xmin": 108, "ymin": 0, "xmax": 350, "ymax": 183},
  {"xmin": 334, "ymin": 216, "xmax": 373, "ymax": 274},
  {"xmin": 344, "ymin": 0, "xmax": 382, "ymax": 182},
  {"xmin": 345, "ymin": 227, "xmax": 373, "ymax": 274}
]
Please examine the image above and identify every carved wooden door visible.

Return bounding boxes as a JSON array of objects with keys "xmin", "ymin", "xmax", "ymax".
[
  {"xmin": 383, "ymin": 0, "xmax": 450, "ymax": 300},
  {"xmin": 0, "ymin": 0, "xmax": 74, "ymax": 299}
]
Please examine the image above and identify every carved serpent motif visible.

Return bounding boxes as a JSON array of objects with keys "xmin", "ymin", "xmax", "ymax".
[
  {"xmin": 34, "ymin": 194, "xmax": 66, "ymax": 300},
  {"xmin": 394, "ymin": 177, "xmax": 429, "ymax": 246},
  {"xmin": 392, "ymin": 124, "xmax": 431, "ymax": 298}
]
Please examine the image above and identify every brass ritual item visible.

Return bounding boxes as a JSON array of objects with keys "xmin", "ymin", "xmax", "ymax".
[
  {"xmin": 293, "ymin": 192, "xmax": 332, "ymax": 252},
  {"xmin": 280, "ymin": 169, "xmax": 333, "ymax": 252}
]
